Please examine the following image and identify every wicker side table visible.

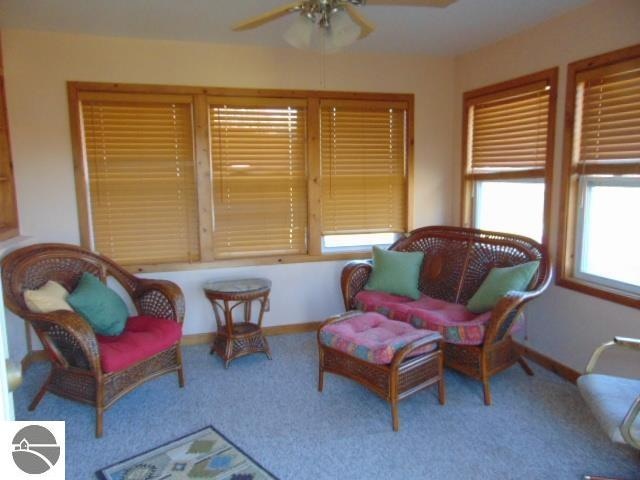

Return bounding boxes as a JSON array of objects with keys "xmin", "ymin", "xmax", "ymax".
[{"xmin": 204, "ymin": 278, "xmax": 272, "ymax": 368}]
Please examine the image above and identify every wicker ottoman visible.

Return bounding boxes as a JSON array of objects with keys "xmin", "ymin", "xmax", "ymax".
[{"xmin": 317, "ymin": 311, "xmax": 445, "ymax": 431}]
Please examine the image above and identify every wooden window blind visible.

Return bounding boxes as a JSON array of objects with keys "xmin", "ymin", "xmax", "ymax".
[
  {"xmin": 467, "ymin": 81, "xmax": 551, "ymax": 173},
  {"xmin": 80, "ymin": 93, "xmax": 199, "ymax": 265},
  {"xmin": 574, "ymin": 58, "xmax": 640, "ymax": 172},
  {"xmin": 209, "ymin": 98, "xmax": 308, "ymax": 258},
  {"xmin": 320, "ymin": 100, "xmax": 407, "ymax": 235}
]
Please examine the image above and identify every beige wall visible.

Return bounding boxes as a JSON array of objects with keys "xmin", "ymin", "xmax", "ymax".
[
  {"xmin": 454, "ymin": 0, "xmax": 640, "ymax": 374},
  {"xmin": 1, "ymin": 30, "xmax": 456, "ymax": 359}
]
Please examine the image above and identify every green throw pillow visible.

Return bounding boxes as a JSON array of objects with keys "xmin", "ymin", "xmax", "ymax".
[
  {"xmin": 467, "ymin": 260, "xmax": 540, "ymax": 314},
  {"xmin": 364, "ymin": 246, "xmax": 424, "ymax": 300},
  {"xmin": 67, "ymin": 272, "xmax": 129, "ymax": 336}
]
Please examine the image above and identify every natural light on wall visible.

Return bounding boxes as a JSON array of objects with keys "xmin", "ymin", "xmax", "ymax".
[
  {"xmin": 474, "ymin": 180, "xmax": 544, "ymax": 242},
  {"xmin": 578, "ymin": 178, "xmax": 640, "ymax": 290}
]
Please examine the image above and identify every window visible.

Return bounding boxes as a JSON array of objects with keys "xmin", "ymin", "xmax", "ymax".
[
  {"xmin": 0, "ymin": 42, "xmax": 19, "ymax": 240},
  {"xmin": 209, "ymin": 98, "xmax": 308, "ymax": 259},
  {"xmin": 558, "ymin": 44, "xmax": 640, "ymax": 308},
  {"xmin": 69, "ymin": 83, "xmax": 413, "ymax": 268},
  {"xmin": 78, "ymin": 92, "xmax": 199, "ymax": 265},
  {"xmin": 320, "ymin": 100, "xmax": 408, "ymax": 251},
  {"xmin": 462, "ymin": 69, "xmax": 557, "ymax": 244}
]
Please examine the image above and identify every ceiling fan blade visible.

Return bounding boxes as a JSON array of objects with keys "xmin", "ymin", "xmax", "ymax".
[
  {"xmin": 344, "ymin": 4, "xmax": 375, "ymax": 39},
  {"xmin": 232, "ymin": 2, "xmax": 301, "ymax": 31},
  {"xmin": 365, "ymin": 0, "xmax": 457, "ymax": 7}
]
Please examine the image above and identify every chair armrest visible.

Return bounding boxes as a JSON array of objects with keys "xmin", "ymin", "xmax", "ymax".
[
  {"xmin": 24, "ymin": 310, "xmax": 101, "ymax": 373},
  {"xmin": 483, "ymin": 290, "xmax": 537, "ymax": 344},
  {"xmin": 615, "ymin": 337, "xmax": 640, "ymax": 349},
  {"xmin": 621, "ymin": 395, "xmax": 640, "ymax": 449},
  {"xmin": 585, "ymin": 337, "xmax": 640, "ymax": 373},
  {"xmin": 341, "ymin": 261, "xmax": 372, "ymax": 310},
  {"xmin": 391, "ymin": 332, "xmax": 442, "ymax": 369},
  {"xmin": 133, "ymin": 279, "xmax": 185, "ymax": 324}
]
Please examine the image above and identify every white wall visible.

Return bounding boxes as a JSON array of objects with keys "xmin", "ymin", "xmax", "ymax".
[
  {"xmin": 1, "ymin": 30, "xmax": 456, "ymax": 360},
  {"xmin": 453, "ymin": 0, "xmax": 640, "ymax": 375}
]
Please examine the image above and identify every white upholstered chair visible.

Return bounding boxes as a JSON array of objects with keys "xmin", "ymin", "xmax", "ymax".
[{"xmin": 578, "ymin": 336, "xmax": 640, "ymax": 480}]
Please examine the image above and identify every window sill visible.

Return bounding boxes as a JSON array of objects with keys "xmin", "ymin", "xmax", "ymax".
[
  {"xmin": 0, "ymin": 227, "xmax": 19, "ymax": 242},
  {"xmin": 556, "ymin": 275, "xmax": 640, "ymax": 310},
  {"xmin": 127, "ymin": 251, "xmax": 373, "ymax": 274}
]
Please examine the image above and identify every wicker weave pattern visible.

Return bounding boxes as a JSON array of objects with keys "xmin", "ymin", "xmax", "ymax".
[
  {"xmin": 1, "ymin": 243, "xmax": 186, "ymax": 437},
  {"xmin": 340, "ymin": 226, "xmax": 551, "ymax": 405},
  {"xmin": 318, "ymin": 313, "xmax": 445, "ymax": 431}
]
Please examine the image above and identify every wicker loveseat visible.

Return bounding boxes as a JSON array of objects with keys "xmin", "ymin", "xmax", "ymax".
[
  {"xmin": 341, "ymin": 226, "xmax": 551, "ymax": 404},
  {"xmin": 2, "ymin": 243, "xmax": 186, "ymax": 437}
]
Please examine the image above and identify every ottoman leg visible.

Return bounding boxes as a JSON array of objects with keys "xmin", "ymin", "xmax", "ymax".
[
  {"xmin": 391, "ymin": 400, "xmax": 399, "ymax": 432},
  {"xmin": 438, "ymin": 351, "xmax": 446, "ymax": 405},
  {"xmin": 318, "ymin": 349, "xmax": 324, "ymax": 392}
]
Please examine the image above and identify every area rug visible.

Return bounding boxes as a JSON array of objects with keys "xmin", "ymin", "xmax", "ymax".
[{"xmin": 97, "ymin": 426, "xmax": 277, "ymax": 480}]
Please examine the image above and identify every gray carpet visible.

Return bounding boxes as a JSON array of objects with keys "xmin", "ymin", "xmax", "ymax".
[{"xmin": 14, "ymin": 333, "xmax": 639, "ymax": 479}]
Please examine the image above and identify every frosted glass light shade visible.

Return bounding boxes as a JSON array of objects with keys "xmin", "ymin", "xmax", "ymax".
[
  {"xmin": 283, "ymin": 14, "xmax": 314, "ymax": 49},
  {"xmin": 326, "ymin": 9, "xmax": 361, "ymax": 49},
  {"xmin": 283, "ymin": 9, "xmax": 362, "ymax": 53}
]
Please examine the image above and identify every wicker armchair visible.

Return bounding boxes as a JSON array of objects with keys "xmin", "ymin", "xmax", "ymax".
[
  {"xmin": 341, "ymin": 226, "xmax": 552, "ymax": 405},
  {"xmin": 2, "ymin": 243, "xmax": 186, "ymax": 437}
]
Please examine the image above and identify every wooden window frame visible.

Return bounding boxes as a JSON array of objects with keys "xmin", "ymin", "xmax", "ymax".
[
  {"xmin": 68, "ymin": 81, "xmax": 414, "ymax": 273},
  {"xmin": 0, "ymin": 35, "xmax": 19, "ymax": 241},
  {"xmin": 461, "ymin": 68, "xmax": 558, "ymax": 246},
  {"xmin": 557, "ymin": 44, "xmax": 640, "ymax": 309}
]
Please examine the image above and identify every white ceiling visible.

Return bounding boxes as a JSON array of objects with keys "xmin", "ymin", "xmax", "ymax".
[{"xmin": 0, "ymin": 0, "xmax": 592, "ymax": 55}]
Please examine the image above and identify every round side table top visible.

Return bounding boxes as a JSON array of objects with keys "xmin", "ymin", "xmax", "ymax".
[{"xmin": 203, "ymin": 277, "xmax": 271, "ymax": 295}]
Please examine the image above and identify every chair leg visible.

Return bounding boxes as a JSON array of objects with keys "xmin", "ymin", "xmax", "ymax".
[
  {"xmin": 29, "ymin": 383, "xmax": 48, "ymax": 411},
  {"xmin": 482, "ymin": 379, "xmax": 492, "ymax": 406},
  {"xmin": 438, "ymin": 352, "xmax": 446, "ymax": 405},
  {"xmin": 176, "ymin": 345, "xmax": 185, "ymax": 388},
  {"xmin": 96, "ymin": 407, "xmax": 104, "ymax": 438},
  {"xmin": 318, "ymin": 350, "xmax": 324, "ymax": 392},
  {"xmin": 518, "ymin": 357, "xmax": 534, "ymax": 376},
  {"xmin": 96, "ymin": 383, "xmax": 104, "ymax": 438}
]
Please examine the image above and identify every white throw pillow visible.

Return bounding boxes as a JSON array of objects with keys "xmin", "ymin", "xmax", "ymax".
[{"xmin": 24, "ymin": 280, "xmax": 73, "ymax": 313}]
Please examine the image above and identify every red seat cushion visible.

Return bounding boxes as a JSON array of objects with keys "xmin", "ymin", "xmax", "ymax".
[{"xmin": 96, "ymin": 316, "xmax": 182, "ymax": 373}]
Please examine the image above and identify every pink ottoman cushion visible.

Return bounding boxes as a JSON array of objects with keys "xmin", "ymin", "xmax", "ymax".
[{"xmin": 319, "ymin": 312, "xmax": 438, "ymax": 364}]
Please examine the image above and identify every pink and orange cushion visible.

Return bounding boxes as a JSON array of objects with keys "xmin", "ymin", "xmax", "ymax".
[
  {"xmin": 354, "ymin": 290, "xmax": 494, "ymax": 345},
  {"xmin": 319, "ymin": 312, "xmax": 437, "ymax": 365}
]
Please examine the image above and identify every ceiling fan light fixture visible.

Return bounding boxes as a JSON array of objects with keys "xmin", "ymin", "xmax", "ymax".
[
  {"xmin": 326, "ymin": 8, "xmax": 361, "ymax": 49},
  {"xmin": 283, "ymin": 13, "xmax": 315, "ymax": 49}
]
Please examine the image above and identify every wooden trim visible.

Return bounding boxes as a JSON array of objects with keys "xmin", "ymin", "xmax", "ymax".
[
  {"xmin": 0, "ymin": 38, "xmax": 20, "ymax": 240},
  {"xmin": 515, "ymin": 341, "xmax": 580, "ymax": 384},
  {"xmin": 556, "ymin": 43, "xmax": 640, "ymax": 310},
  {"xmin": 406, "ymin": 96, "xmax": 415, "ymax": 231},
  {"xmin": 67, "ymin": 82, "xmax": 92, "ymax": 249},
  {"xmin": 193, "ymin": 95, "xmax": 215, "ymax": 262},
  {"xmin": 180, "ymin": 333, "xmax": 215, "ymax": 346},
  {"xmin": 68, "ymin": 81, "xmax": 412, "ymax": 269},
  {"xmin": 181, "ymin": 321, "xmax": 321, "ymax": 346},
  {"xmin": 68, "ymin": 81, "xmax": 414, "ymax": 103},
  {"xmin": 307, "ymin": 97, "xmax": 322, "ymax": 256},
  {"xmin": 129, "ymin": 250, "xmax": 371, "ymax": 274},
  {"xmin": 21, "ymin": 350, "xmax": 49, "ymax": 372},
  {"xmin": 460, "ymin": 67, "xmax": 558, "ymax": 245},
  {"xmin": 557, "ymin": 277, "xmax": 640, "ymax": 310}
]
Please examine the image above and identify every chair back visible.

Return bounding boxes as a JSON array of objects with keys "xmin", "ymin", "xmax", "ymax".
[{"xmin": 2, "ymin": 243, "xmax": 137, "ymax": 317}]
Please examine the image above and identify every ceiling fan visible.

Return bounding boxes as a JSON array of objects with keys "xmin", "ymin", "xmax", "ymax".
[{"xmin": 232, "ymin": 0, "xmax": 457, "ymax": 51}]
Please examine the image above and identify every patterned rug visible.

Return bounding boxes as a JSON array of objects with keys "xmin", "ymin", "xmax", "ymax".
[{"xmin": 97, "ymin": 426, "xmax": 277, "ymax": 480}]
